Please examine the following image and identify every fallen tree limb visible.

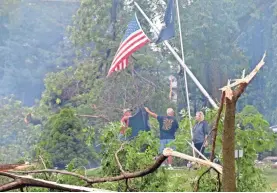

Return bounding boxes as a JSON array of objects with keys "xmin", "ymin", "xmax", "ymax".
[
  {"xmin": 86, "ymin": 154, "xmax": 167, "ymax": 184},
  {"xmin": 10, "ymin": 169, "xmax": 92, "ymax": 184},
  {"xmin": 2, "ymin": 154, "xmax": 167, "ymax": 191},
  {"xmin": 163, "ymin": 148, "xmax": 222, "ymax": 174},
  {"xmin": 0, "ymin": 163, "xmax": 32, "ymax": 172},
  {"xmin": 0, "ymin": 172, "xmax": 112, "ymax": 192}
]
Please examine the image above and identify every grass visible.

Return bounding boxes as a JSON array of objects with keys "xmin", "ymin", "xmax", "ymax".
[{"xmin": 263, "ymin": 167, "xmax": 277, "ymax": 191}]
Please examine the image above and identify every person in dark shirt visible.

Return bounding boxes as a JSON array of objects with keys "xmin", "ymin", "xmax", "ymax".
[
  {"xmin": 192, "ymin": 111, "xmax": 209, "ymax": 157},
  {"xmin": 144, "ymin": 107, "xmax": 179, "ymax": 169}
]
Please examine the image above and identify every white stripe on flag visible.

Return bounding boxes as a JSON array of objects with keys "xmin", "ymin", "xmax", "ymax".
[
  {"xmin": 111, "ymin": 37, "xmax": 149, "ymax": 70},
  {"xmin": 111, "ymin": 32, "xmax": 145, "ymax": 66},
  {"xmin": 123, "ymin": 59, "xmax": 127, "ymax": 69},
  {"xmin": 113, "ymin": 30, "xmax": 142, "ymax": 58}
]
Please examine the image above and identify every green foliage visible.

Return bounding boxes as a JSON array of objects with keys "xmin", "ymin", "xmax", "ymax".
[
  {"xmin": 38, "ymin": 108, "xmax": 98, "ymax": 168},
  {"xmin": 235, "ymin": 105, "xmax": 276, "ymax": 192},
  {"xmin": 1, "ymin": 0, "xmax": 277, "ymax": 192},
  {"xmin": 0, "ymin": 96, "xmax": 41, "ymax": 163},
  {"xmin": 96, "ymin": 122, "xmax": 168, "ymax": 191}
]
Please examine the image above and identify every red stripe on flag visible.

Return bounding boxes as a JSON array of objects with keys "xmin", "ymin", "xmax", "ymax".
[
  {"xmin": 111, "ymin": 35, "xmax": 149, "ymax": 67},
  {"xmin": 113, "ymin": 30, "xmax": 143, "ymax": 57},
  {"xmin": 107, "ymin": 37, "xmax": 149, "ymax": 76}
]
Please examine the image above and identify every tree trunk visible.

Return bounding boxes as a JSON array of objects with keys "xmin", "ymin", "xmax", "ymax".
[{"xmin": 222, "ymin": 97, "xmax": 237, "ymax": 192}]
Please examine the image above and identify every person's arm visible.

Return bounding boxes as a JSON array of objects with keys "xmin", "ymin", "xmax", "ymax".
[
  {"xmin": 144, "ymin": 107, "xmax": 158, "ymax": 119},
  {"xmin": 120, "ymin": 116, "xmax": 128, "ymax": 128}
]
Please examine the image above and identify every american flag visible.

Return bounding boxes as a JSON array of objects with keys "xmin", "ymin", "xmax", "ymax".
[{"xmin": 107, "ymin": 14, "xmax": 150, "ymax": 76}]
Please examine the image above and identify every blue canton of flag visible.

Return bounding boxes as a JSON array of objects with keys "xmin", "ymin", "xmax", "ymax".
[{"xmin": 107, "ymin": 13, "xmax": 150, "ymax": 76}]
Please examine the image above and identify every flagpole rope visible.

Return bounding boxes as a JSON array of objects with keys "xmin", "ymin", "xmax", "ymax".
[
  {"xmin": 175, "ymin": 0, "xmax": 195, "ymax": 157},
  {"xmin": 169, "ymin": 77, "xmax": 172, "ymax": 100}
]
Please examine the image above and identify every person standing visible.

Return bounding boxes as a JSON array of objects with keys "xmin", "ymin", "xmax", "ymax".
[
  {"xmin": 144, "ymin": 107, "xmax": 178, "ymax": 169},
  {"xmin": 119, "ymin": 108, "xmax": 132, "ymax": 141},
  {"xmin": 192, "ymin": 111, "xmax": 209, "ymax": 157}
]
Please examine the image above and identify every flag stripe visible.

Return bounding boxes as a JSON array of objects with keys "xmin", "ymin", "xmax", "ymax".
[
  {"xmin": 108, "ymin": 37, "xmax": 149, "ymax": 75},
  {"xmin": 111, "ymin": 31, "xmax": 145, "ymax": 65},
  {"xmin": 113, "ymin": 30, "xmax": 143, "ymax": 59},
  {"xmin": 111, "ymin": 34, "xmax": 149, "ymax": 68},
  {"xmin": 109, "ymin": 36, "xmax": 149, "ymax": 74}
]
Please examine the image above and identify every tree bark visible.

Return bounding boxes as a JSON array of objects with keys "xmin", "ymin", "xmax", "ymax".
[
  {"xmin": 220, "ymin": 53, "xmax": 265, "ymax": 192},
  {"xmin": 222, "ymin": 97, "xmax": 237, "ymax": 192}
]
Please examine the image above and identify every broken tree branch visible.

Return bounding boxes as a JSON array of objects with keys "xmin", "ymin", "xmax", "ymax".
[
  {"xmin": 220, "ymin": 52, "xmax": 266, "ymax": 94},
  {"xmin": 0, "ymin": 172, "xmax": 111, "ymax": 192},
  {"xmin": 86, "ymin": 154, "xmax": 167, "ymax": 185},
  {"xmin": 115, "ymin": 143, "xmax": 127, "ymax": 174},
  {"xmin": 6, "ymin": 154, "xmax": 167, "ymax": 189},
  {"xmin": 163, "ymin": 148, "xmax": 222, "ymax": 174},
  {"xmin": 10, "ymin": 169, "xmax": 92, "ymax": 184},
  {"xmin": 210, "ymin": 91, "xmax": 225, "ymax": 162},
  {"xmin": 217, "ymin": 168, "xmax": 221, "ymax": 192},
  {"xmin": 0, "ymin": 163, "xmax": 32, "ymax": 172},
  {"xmin": 221, "ymin": 52, "xmax": 266, "ymax": 192}
]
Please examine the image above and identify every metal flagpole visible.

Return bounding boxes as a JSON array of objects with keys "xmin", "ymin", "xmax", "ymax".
[
  {"xmin": 175, "ymin": 0, "xmax": 195, "ymax": 157},
  {"xmin": 134, "ymin": 2, "xmax": 219, "ymax": 109}
]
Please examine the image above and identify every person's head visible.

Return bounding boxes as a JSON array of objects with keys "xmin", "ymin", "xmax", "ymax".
[
  {"xmin": 166, "ymin": 108, "xmax": 175, "ymax": 116},
  {"xmin": 195, "ymin": 111, "xmax": 204, "ymax": 122},
  {"xmin": 123, "ymin": 108, "xmax": 132, "ymax": 116}
]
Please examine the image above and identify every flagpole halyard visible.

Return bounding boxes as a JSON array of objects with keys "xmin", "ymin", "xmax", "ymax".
[
  {"xmin": 175, "ymin": 0, "xmax": 195, "ymax": 157},
  {"xmin": 134, "ymin": 1, "xmax": 219, "ymax": 109}
]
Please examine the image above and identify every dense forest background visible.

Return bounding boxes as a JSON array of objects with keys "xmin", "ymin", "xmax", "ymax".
[{"xmin": 1, "ymin": 0, "xmax": 277, "ymax": 123}]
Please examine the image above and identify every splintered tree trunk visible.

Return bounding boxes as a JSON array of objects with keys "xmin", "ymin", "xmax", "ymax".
[
  {"xmin": 222, "ymin": 97, "xmax": 237, "ymax": 192},
  {"xmin": 220, "ymin": 52, "xmax": 266, "ymax": 192}
]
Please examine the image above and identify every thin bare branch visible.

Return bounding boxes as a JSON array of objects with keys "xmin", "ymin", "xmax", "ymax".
[
  {"xmin": 77, "ymin": 114, "xmax": 110, "ymax": 122},
  {"xmin": 115, "ymin": 143, "xmax": 127, "ymax": 174},
  {"xmin": 39, "ymin": 155, "xmax": 47, "ymax": 169},
  {"xmin": 194, "ymin": 167, "xmax": 211, "ymax": 192},
  {"xmin": 10, "ymin": 169, "xmax": 91, "ymax": 183},
  {"xmin": 133, "ymin": 69, "xmax": 157, "ymax": 88},
  {"xmin": 210, "ymin": 91, "xmax": 225, "ymax": 161}
]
